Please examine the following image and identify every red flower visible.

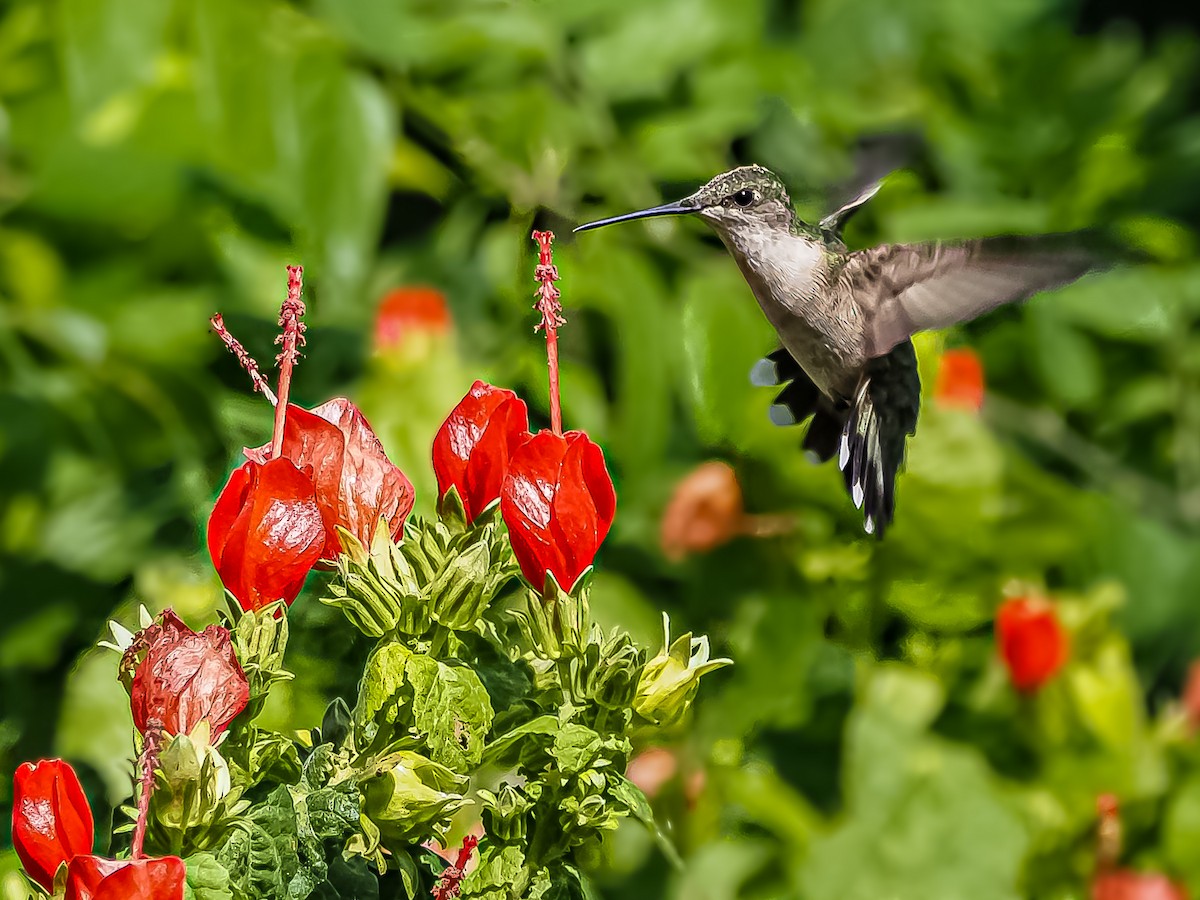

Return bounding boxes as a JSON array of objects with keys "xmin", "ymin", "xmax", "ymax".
[
  {"xmin": 659, "ymin": 461, "xmax": 745, "ymax": 561},
  {"xmin": 934, "ymin": 347, "xmax": 985, "ymax": 412},
  {"xmin": 207, "ymin": 457, "xmax": 326, "ymax": 611},
  {"xmin": 374, "ymin": 286, "xmax": 451, "ymax": 355},
  {"xmin": 126, "ymin": 610, "xmax": 250, "ymax": 738},
  {"xmin": 12, "ymin": 759, "xmax": 94, "ymax": 891},
  {"xmin": 996, "ymin": 596, "xmax": 1069, "ymax": 692},
  {"xmin": 1092, "ymin": 871, "xmax": 1188, "ymax": 900},
  {"xmin": 433, "ymin": 381, "xmax": 531, "ymax": 523},
  {"xmin": 246, "ymin": 399, "xmax": 415, "ymax": 558},
  {"xmin": 500, "ymin": 430, "xmax": 616, "ymax": 593},
  {"xmin": 65, "ymin": 855, "xmax": 186, "ymax": 900}
]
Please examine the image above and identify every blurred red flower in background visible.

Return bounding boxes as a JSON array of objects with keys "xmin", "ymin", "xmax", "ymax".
[
  {"xmin": 125, "ymin": 610, "xmax": 249, "ymax": 738},
  {"xmin": 500, "ymin": 430, "xmax": 615, "ymax": 593},
  {"xmin": 374, "ymin": 286, "xmax": 451, "ymax": 355},
  {"xmin": 12, "ymin": 759, "xmax": 94, "ymax": 892},
  {"xmin": 207, "ymin": 457, "xmax": 326, "ymax": 612},
  {"xmin": 1092, "ymin": 871, "xmax": 1188, "ymax": 900},
  {"xmin": 659, "ymin": 461, "xmax": 745, "ymax": 561},
  {"xmin": 65, "ymin": 855, "xmax": 186, "ymax": 900},
  {"xmin": 247, "ymin": 399, "xmax": 415, "ymax": 556},
  {"xmin": 433, "ymin": 381, "xmax": 531, "ymax": 523},
  {"xmin": 996, "ymin": 596, "xmax": 1069, "ymax": 692},
  {"xmin": 934, "ymin": 347, "xmax": 985, "ymax": 412}
]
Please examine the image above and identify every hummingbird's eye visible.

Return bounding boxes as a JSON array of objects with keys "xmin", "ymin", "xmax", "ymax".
[{"xmin": 731, "ymin": 188, "xmax": 757, "ymax": 208}]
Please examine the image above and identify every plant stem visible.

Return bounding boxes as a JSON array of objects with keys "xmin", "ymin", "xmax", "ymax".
[{"xmin": 131, "ymin": 720, "xmax": 162, "ymax": 860}]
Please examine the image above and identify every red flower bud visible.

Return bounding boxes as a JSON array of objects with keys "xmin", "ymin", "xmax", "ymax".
[
  {"xmin": 996, "ymin": 596, "xmax": 1069, "ymax": 693},
  {"xmin": 500, "ymin": 429, "xmax": 616, "ymax": 593},
  {"xmin": 433, "ymin": 381, "xmax": 531, "ymax": 523},
  {"xmin": 207, "ymin": 457, "xmax": 326, "ymax": 612},
  {"xmin": 65, "ymin": 855, "xmax": 186, "ymax": 900},
  {"xmin": 934, "ymin": 347, "xmax": 985, "ymax": 412},
  {"xmin": 1092, "ymin": 870, "xmax": 1188, "ymax": 900},
  {"xmin": 127, "ymin": 610, "xmax": 250, "ymax": 738},
  {"xmin": 246, "ymin": 400, "xmax": 415, "ymax": 558},
  {"xmin": 374, "ymin": 286, "xmax": 451, "ymax": 355},
  {"xmin": 12, "ymin": 759, "xmax": 94, "ymax": 891}
]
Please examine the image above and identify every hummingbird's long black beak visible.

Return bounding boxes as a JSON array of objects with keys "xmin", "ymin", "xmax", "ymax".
[{"xmin": 573, "ymin": 199, "xmax": 695, "ymax": 233}]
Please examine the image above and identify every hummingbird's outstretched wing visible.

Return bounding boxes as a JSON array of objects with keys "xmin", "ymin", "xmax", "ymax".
[
  {"xmin": 818, "ymin": 180, "xmax": 883, "ymax": 247},
  {"xmin": 843, "ymin": 234, "xmax": 1097, "ymax": 358}
]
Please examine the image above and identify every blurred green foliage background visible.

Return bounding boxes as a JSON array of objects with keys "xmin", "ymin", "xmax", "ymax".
[{"xmin": 2, "ymin": 0, "xmax": 1200, "ymax": 897}]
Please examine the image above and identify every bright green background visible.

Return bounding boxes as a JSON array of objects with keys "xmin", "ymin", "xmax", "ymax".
[{"xmin": 2, "ymin": 0, "xmax": 1200, "ymax": 897}]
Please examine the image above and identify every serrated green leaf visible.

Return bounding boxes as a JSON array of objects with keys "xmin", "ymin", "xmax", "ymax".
[
  {"xmin": 183, "ymin": 852, "xmax": 234, "ymax": 900},
  {"xmin": 406, "ymin": 654, "xmax": 494, "ymax": 770}
]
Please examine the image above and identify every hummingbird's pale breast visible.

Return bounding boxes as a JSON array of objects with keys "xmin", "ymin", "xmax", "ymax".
[{"xmin": 720, "ymin": 228, "xmax": 867, "ymax": 399}]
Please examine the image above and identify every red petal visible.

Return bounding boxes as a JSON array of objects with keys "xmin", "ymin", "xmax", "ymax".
[
  {"xmin": 434, "ymin": 382, "xmax": 530, "ymax": 522},
  {"xmin": 12, "ymin": 760, "xmax": 95, "ymax": 892},
  {"xmin": 934, "ymin": 348, "xmax": 985, "ymax": 412},
  {"xmin": 66, "ymin": 856, "xmax": 186, "ymax": 900},
  {"xmin": 374, "ymin": 286, "xmax": 451, "ymax": 352},
  {"xmin": 206, "ymin": 464, "xmax": 252, "ymax": 568},
  {"xmin": 308, "ymin": 398, "xmax": 415, "ymax": 552},
  {"xmin": 996, "ymin": 597, "xmax": 1069, "ymax": 692},
  {"xmin": 500, "ymin": 430, "xmax": 614, "ymax": 592},
  {"xmin": 130, "ymin": 619, "xmax": 250, "ymax": 737}
]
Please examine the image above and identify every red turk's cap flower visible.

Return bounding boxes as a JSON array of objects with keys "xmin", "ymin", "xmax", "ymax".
[
  {"xmin": 12, "ymin": 759, "xmax": 94, "ymax": 891},
  {"xmin": 996, "ymin": 596, "xmax": 1069, "ymax": 693},
  {"xmin": 500, "ymin": 429, "xmax": 616, "ymax": 594},
  {"xmin": 65, "ymin": 855, "xmax": 186, "ymax": 900},
  {"xmin": 433, "ymin": 381, "xmax": 531, "ymax": 523},
  {"xmin": 207, "ymin": 457, "xmax": 326, "ymax": 612},
  {"xmin": 934, "ymin": 347, "xmax": 985, "ymax": 412},
  {"xmin": 126, "ymin": 610, "xmax": 250, "ymax": 739},
  {"xmin": 246, "ymin": 399, "xmax": 415, "ymax": 558},
  {"xmin": 1092, "ymin": 871, "xmax": 1188, "ymax": 900},
  {"xmin": 374, "ymin": 286, "xmax": 451, "ymax": 354}
]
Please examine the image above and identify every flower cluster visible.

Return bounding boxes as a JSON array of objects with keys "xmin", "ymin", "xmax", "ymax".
[{"xmin": 11, "ymin": 242, "xmax": 729, "ymax": 900}]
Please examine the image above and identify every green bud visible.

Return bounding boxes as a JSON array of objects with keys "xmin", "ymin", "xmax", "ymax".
[
  {"xmin": 633, "ymin": 614, "xmax": 732, "ymax": 727},
  {"xmin": 360, "ymin": 751, "xmax": 468, "ymax": 843},
  {"xmin": 478, "ymin": 783, "xmax": 533, "ymax": 846},
  {"xmin": 153, "ymin": 724, "xmax": 232, "ymax": 831},
  {"xmin": 429, "ymin": 541, "xmax": 492, "ymax": 631}
]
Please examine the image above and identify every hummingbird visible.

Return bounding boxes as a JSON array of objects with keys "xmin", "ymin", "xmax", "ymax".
[{"xmin": 574, "ymin": 165, "xmax": 1098, "ymax": 537}]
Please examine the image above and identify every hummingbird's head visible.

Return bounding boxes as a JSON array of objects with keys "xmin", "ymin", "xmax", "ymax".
[{"xmin": 574, "ymin": 165, "xmax": 795, "ymax": 239}]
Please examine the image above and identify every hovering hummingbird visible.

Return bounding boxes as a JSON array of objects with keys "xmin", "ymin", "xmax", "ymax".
[{"xmin": 575, "ymin": 165, "xmax": 1098, "ymax": 537}]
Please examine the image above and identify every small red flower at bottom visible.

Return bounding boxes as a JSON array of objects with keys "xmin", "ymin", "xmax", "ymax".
[
  {"xmin": 207, "ymin": 457, "xmax": 326, "ymax": 612},
  {"xmin": 125, "ymin": 610, "xmax": 250, "ymax": 739},
  {"xmin": 1092, "ymin": 870, "xmax": 1188, "ymax": 900},
  {"xmin": 65, "ymin": 855, "xmax": 186, "ymax": 900},
  {"xmin": 934, "ymin": 347, "xmax": 985, "ymax": 412},
  {"xmin": 500, "ymin": 429, "xmax": 616, "ymax": 593},
  {"xmin": 431, "ymin": 834, "xmax": 479, "ymax": 900},
  {"xmin": 996, "ymin": 596, "xmax": 1069, "ymax": 693},
  {"xmin": 12, "ymin": 759, "xmax": 94, "ymax": 891}
]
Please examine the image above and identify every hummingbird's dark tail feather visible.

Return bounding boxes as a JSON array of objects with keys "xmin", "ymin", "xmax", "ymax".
[
  {"xmin": 838, "ymin": 341, "xmax": 921, "ymax": 537},
  {"xmin": 753, "ymin": 343, "xmax": 919, "ymax": 536}
]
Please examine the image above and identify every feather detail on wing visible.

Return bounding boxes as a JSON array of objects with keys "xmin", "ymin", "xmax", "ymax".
[{"xmin": 841, "ymin": 234, "xmax": 1097, "ymax": 358}]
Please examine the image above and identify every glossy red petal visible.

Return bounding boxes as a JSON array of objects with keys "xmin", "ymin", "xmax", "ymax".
[
  {"xmin": 500, "ymin": 429, "xmax": 614, "ymax": 592},
  {"xmin": 12, "ymin": 760, "xmax": 95, "ymax": 892},
  {"xmin": 66, "ymin": 856, "xmax": 186, "ymax": 900},
  {"xmin": 308, "ymin": 398, "xmax": 415, "ymax": 553},
  {"xmin": 206, "ymin": 464, "xmax": 252, "ymax": 569},
  {"xmin": 434, "ymin": 382, "xmax": 530, "ymax": 522}
]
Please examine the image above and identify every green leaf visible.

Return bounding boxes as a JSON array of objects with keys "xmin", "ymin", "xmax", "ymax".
[
  {"xmin": 482, "ymin": 715, "xmax": 560, "ymax": 767},
  {"xmin": 406, "ymin": 654, "xmax": 495, "ymax": 770},
  {"xmin": 354, "ymin": 643, "xmax": 416, "ymax": 747},
  {"xmin": 800, "ymin": 667, "xmax": 1028, "ymax": 900},
  {"xmin": 609, "ymin": 774, "xmax": 683, "ymax": 870},
  {"xmin": 183, "ymin": 852, "xmax": 234, "ymax": 900},
  {"xmin": 550, "ymin": 724, "xmax": 604, "ymax": 775}
]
